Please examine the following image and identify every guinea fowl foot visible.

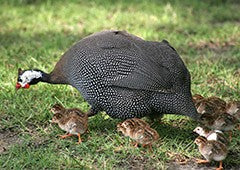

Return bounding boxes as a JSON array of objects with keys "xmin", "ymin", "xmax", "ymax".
[
  {"xmin": 196, "ymin": 159, "xmax": 209, "ymax": 164},
  {"xmin": 59, "ymin": 133, "xmax": 74, "ymax": 139},
  {"xmin": 77, "ymin": 133, "xmax": 82, "ymax": 144},
  {"xmin": 216, "ymin": 161, "xmax": 223, "ymax": 170},
  {"xmin": 86, "ymin": 108, "xmax": 97, "ymax": 117}
]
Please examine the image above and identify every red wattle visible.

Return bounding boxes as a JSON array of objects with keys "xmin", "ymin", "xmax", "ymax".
[
  {"xmin": 16, "ymin": 83, "xmax": 21, "ymax": 89},
  {"xmin": 24, "ymin": 84, "xmax": 30, "ymax": 89}
]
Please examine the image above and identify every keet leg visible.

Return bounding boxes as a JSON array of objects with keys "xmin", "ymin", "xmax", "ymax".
[
  {"xmin": 59, "ymin": 133, "xmax": 74, "ymax": 139},
  {"xmin": 216, "ymin": 161, "xmax": 223, "ymax": 170},
  {"xmin": 133, "ymin": 142, "xmax": 138, "ymax": 147},
  {"xmin": 196, "ymin": 159, "xmax": 210, "ymax": 164},
  {"xmin": 77, "ymin": 133, "xmax": 82, "ymax": 144}
]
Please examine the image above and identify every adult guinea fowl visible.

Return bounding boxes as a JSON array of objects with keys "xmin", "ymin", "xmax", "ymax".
[{"xmin": 16, "ymin": 30, "xmax": 199, "ymax": 120}]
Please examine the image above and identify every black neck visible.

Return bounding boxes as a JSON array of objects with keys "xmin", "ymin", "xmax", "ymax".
[
  {"xmin": 31, "ymin": 70, "xmax": 68, "ymax": 85},
  {"xmin": 41, "ymin": 71, "xmax": 51, "ymax": 83}
]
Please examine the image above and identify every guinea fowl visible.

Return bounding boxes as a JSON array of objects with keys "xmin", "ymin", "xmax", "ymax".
[{"xmin": 16, "ymin": 30, "xmax": 199, "ymax": 120}]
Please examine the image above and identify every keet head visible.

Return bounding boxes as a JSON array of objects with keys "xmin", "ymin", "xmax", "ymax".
[
  {"xmin": 192, "ymin": 94, "xmax": 204, "ymax": 103},
  {"xmin": 16, "ymin": 68, "xmax": 43, "ymax": 90},
  {"xmin": 117, "ymin": 123, "xmax": 124, "ymax": 132},
  {"xmin": 200, "ymin": 113, "xmax": 214, "ymax": 124},
  {"xmin": 226, "ymin": 101, "xmax": 239, "ymax": 114},
  {"xmin": 121, "ymin": 120, "xmax": 135, "ymax": 130},
  {"xmin": 51, "ymin": 113, "xmax": 63, "ymax": 123},
  {"xmin": 51, "ymin": 104, "xmax": 65, "ymax": 114},
  {"xmin": 194, "ymin": 136, "xmax": 207, "ymax": 146}
]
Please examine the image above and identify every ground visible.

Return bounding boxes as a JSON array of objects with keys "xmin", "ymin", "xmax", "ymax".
[{"xmin": 0, "ymin": 0, "xmax": 240, "ymax": 169}]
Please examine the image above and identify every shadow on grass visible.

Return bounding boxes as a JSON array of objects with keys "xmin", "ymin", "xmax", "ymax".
[
  {"xmin": 5, "ymin": 0, "xmax": 240, "ymax": 6},
  {"xmin": 0, "ymin": 31, "xmax": 83, "ymax": 50},
  {"xmin": 0, "ymin": 30, "xmax": 86, "ymax": 69},
  {"xmin": 3, "ymin": 0, "xmax": 240, "ymax": 24}
]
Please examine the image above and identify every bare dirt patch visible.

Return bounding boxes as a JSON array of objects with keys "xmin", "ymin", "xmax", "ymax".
[
  {"xmin": 167, "ymin": 156, "xmax": 240, "ymax": 170},
  {"xmin": 0, "ymin": 129, "xmax": 22, "ymax": 154},
  {"xmin": 167, "ymin": 161, "xmax": 240, "ymax": 170},
  {"xmin": 188, "ymin": 36, "xmax": 238, "ymax": 52},
  {"xmin": 115, "ymin": 153, "xmax": 156, "ymax": 170}
]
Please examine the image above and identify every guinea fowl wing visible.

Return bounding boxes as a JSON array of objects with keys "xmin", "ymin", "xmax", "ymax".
[{"xmin": 94, "ymin": 32, "xmax": 185, "ymax": 93}]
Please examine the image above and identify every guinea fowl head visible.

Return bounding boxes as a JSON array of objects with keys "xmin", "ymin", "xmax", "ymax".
[
  {"xmin": 16, "ymin": 68, "xmax": 44, "ymax": 90},
  {"xmin": 193, "ymin": 126, "xmax": 205, "ymax": 136}
]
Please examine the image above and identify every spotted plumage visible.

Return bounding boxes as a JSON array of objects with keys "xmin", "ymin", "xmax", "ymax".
[{"xmin": 16, "ymin": 30, "xmax": 198, "ymax": 120}]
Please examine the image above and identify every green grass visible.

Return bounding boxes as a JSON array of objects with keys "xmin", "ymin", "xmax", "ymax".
[{"xmin": 1, "ymin": 0, "xmax": 240, "ymax": 169}]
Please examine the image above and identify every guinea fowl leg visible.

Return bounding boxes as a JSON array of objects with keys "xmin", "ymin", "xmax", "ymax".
[
  {"xmin": 77, "ymin": 133, "xmax": 82, "ymax": 144},
  {"xmin": 196, "ymin": 159, "xmax": 209, "ymax": 164},
  {"xmin": 59, "ymin": 133, "xmax": 74, "ymax": 139},
  {"xmin": 87, "ymin": 107, "xmax": 98, "ymax": 117},
  {"xmin": 216, "ymin": 161, "xmax": 223, "ymax": 170}
]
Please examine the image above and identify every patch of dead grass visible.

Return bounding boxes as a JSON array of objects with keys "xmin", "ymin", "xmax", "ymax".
[
  {"xmin": 0, "ymin": 130, "xmax": 22, "ymax": 154},
  {"xmin": 188, "ymin": 36, "xmax": 239, "ymax": 51}
]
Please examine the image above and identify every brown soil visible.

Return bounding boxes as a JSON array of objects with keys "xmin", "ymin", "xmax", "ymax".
[
  {"xmin": 0, "ymin": 130, "xmax": 22, "ymax": 154},
  {"xmin": 188, "ymin": 36, "xmax": 239, "ymax": 52},
  {"xmin": 167, "ymin": 158, "xmax": 240, "ymax": 170},
  {"xmin": 115, "ymin": 153, "xmax": 156, "ymax": 170}
]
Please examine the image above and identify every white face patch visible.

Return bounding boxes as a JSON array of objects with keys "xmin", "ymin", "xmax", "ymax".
[
  {"xmin": 18, "ymin": 70, "xmax": 42, "ymax": 87},
  {"xmin": 193, "ymin": 126, "xmax": 204, "ymax": 136}
]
